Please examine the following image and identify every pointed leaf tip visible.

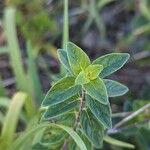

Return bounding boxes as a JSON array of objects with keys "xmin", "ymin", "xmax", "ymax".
[
  {"xmin": 67, "ymin": 42, "xmax": 91, "ymax": 75},
  {"xmin": 93, "ymin": 53, "xmax": 130, "ymax": 78}
]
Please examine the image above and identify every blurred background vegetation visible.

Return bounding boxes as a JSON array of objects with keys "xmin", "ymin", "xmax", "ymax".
[{"xmin": 0, "ymin": 0, "xmax": 150, "ymax": 150}]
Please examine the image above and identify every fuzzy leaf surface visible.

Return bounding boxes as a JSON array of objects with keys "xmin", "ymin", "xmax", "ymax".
[
  {"xmin": 42, "ymin": 76, "xmax": 81, "ymax": 107},
  {"xmin": 80, "ymin": 110, "xmax": 104, "ymax": 148},
  {"xmin": 75, "ymin": 71, "xmax": 90, "ymax": 85},
  {"xmin": 67, "ymin": 42, "xmax": 91, "ymax": 75},
  {"xmin": 103, "ymin": 79, "xmax": 129, "ymax": 97},
  {"xmin": 68, "ymin": 130, "xmax": 92, "ymax": 150},
  {"xmin": 57, "ymin": 49, "xmax": 71, "ymax": 72},
  {"xmin": 93, "ymin": 53, "xmax": 130, "ymax": 78},
  {"xmin": 86, "ymin": 95, "xmax": 112, "ymax": 129},
  {"xmin": 85, "ymin": 64, "xmax": 103, "ymax": 80},
  {"xmin": 43, "ymin": 95, "xmax": 79, "ymax": 119},
  {"xmin": 83, "ymin": 77, "xmax": 108, "ymax": 104}
]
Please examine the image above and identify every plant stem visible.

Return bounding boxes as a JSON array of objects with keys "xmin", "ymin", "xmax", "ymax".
[
  {"xmin": 111, "ymin": 112, "xmax": 132, "ymax": 118},
  {"xmin": 107, "ymin": 119, "xmax": 150, "ymax": 135},
  {"xmin": 61, "ymin": 0, "xmax": 69, "ymax": 74},
  {"xmin": 61, "ymin": 90, "xmax": 85, "ymax": 150},
  {"xmin": 74, "ymin": 90, "xmax": 85, "ymax": 131}
]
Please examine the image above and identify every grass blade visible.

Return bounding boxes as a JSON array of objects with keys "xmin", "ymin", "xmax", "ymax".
[
  {"xmin": 104, "ymin": 136, "xmax": 135, "ymax": 149},
  {"xmin": 4, "ymin": 7, "xmax": 30, "ymax": 93},
  {"xmin": 1, "ymin": 92, "xmax": 29, "ymax": 149},
  {"xmin": 26, "ymin": 41, "xmax": 43, "ymax": 104}
]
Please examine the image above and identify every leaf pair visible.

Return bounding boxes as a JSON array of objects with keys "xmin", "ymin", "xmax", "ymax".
[
  {"xmin": 58, "ymin": 42, "xmax": 129, "ymax": 78},
  {"xmin": 58, "ymin": 42, "xmax": 91, "ymax": 75},
  {"xmin": 58, "ymin": 42, "xmax": 103, "ymax": 81},
  {"xmin": 75, "ymin": 64, "xmax": 103, "ymax": 85}
]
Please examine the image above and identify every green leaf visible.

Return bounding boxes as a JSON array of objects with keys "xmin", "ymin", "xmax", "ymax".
[
  {"xmin": 43, "ymin": 95, "xmax": 79, "ymax": 120},
  {"xmin": 57, "ymin": 49, "xmax": 72, "ymax": 73},
  {"xmin": 104, "ymin": 136, "xmax": 135, "ymax": 149},
  {"xmin": 75, "ymin": 71, "xmax": 90, "ymax": 85},
  {"xmin": 67, "ymin": 140, "xmax": 79, "ymax": 150},
  {"xmin": 78, "ymin": 130, "xmax": 93, "ymax": 150},
  {"xmin": 75, "ymin": 64, "xmax": 103, "ymax": 85},
  {"xmin": 57, "ymin": 113, "xmax": 76, "ymax": 127},
  {"xmin": 93, "ymin": 53, "xmax": 130, "ymax": 78},
  {"xmin": 32, "ymin": 143, "xmax": 50, "ymax": 150},
  {"xmin": 67, "ymin": 42, "xmax": 91, "ymax": 75},
  {"xmin": 68, "ymin": 129, "xmax": 93, "ymax": 150},
  {"xmin": 10, "ymin": 124, "xmax": 50, "ymax": 150},
  {"xmin": 83, "ymin": 77, "xmax": 108, "ymax": 104},
  {"xmin": 86, "ymin": 95, "xmax": 112, "ymax": 129},
  {"xmin": 80, "ymin": 110, "xmax": 104, "ymax": 148},
  {"xmin": 1, "ymin": 92, "xmax": 30, "ymax": 149},
  {"xmin": 55, "ymin": 124, "xmax": 88, "ymax": 150},
  {"xmin": 11, "ymin": 123, "xmax": 88, "ymax": 150},
  {"xmin": 32, "ymin": 128, "xmax": 65, "ymax": 149},
  {"xmin": 103, "ymin": 79, "xmax": 129, "ymax": 97},
  {"xmin": 42, "ymin": 76, "xmax": 81, "ymax": 107},
  {"xmin": 85, "ymin": 64, "xmax": 103, "ymax": 80},
  {"xmin": 4, "ymin": 7, "xmax": 30, "ymax": 94},
  {"xmin": 27, "ymin": 41, "xmax": 43, "ymax": 104}
]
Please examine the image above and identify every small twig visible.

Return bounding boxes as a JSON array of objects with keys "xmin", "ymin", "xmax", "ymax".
[
  {"xmin": 61, "ymin": 140, "xmax": 68, "ymax": 150},
  {"xmin": 112, "ymin": 112, "xmax": 132, "ymax": 118},
  {"xmin": 107, "ymin": 119, "xmax": 150, "ymax": 135},
  {"xmin": 131, "ymin": 51, "xmax": 150, "ymax": 62},
  {"xmin": 114, "ymin": 103, "xmax": 150, "ymax": 129}
]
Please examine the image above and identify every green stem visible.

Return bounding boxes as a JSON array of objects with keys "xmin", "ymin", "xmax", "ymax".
[
  {"xmin": 61, "ymin": 0, "xmax": 69, "ymax": 74},
  {"xmin": 62, "ymin": 0, "xmax": 69, "ymax": 50}
]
